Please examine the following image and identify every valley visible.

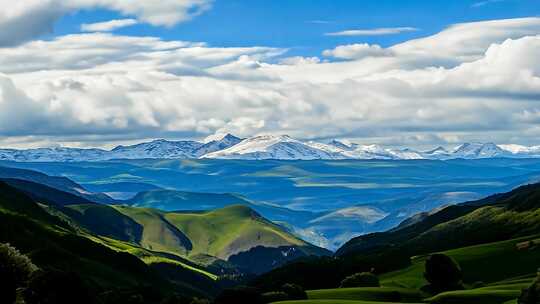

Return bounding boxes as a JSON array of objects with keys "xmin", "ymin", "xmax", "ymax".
[{"xmin": 3, "ymin": 158, "xmax": 540, "ymax": 249}]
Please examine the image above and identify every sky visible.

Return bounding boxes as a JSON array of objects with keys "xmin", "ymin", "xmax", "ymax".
[{"xmin": 0, "ymin": 0, "xmax": 540, "ymax": 149}]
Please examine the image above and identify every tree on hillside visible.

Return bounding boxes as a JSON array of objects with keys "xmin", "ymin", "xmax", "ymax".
[
  {"xmin": 23, "ymin": 269, "xmax": 95, "ymax": 304},
  {"xmin": 519, "ymin": 271, "xmax": 540, "ymax": 304},
  {"xmin": 281, "ymin": 283, "xmax": 307, "ymax": 300},
  {"xmin": 0, "ymin": 243, "xmax": 38, "ymax": 304},
  {"xmin": 214, "ymin": 286, "xmax": 263, "ymax": 304},
  {"xmin": 423, "ymin": 254, "xmax": 463, "ymax": 294},
  {"xmin": 340, "ymin": 272, "xmax": 380, "ymax": 288}
]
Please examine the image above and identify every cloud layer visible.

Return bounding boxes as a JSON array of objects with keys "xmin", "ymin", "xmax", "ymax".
[
  {"xmin": 81, "ymin": 19, "xmax": 138, "ymax": 32},
  {"xmin": 0, "ymin": 17, "xmax": 540, "ymax": 148},
  {"xmin": 0, "ymin": 0, "xmax": 213, "ymax": 46},
  {"xmin": 325, "ymin": 27, "xmax": 418, "ymax": 36}
]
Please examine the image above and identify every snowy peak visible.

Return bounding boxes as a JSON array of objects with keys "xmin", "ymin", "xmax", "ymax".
[
  {"xmin": 452, "ymin": 142, "xmax": 508, "ymax": 159},
  {"xmin": 195, "ymin": 134, "xmax": 243, "ymax": 156},
  {"xmin": 425, "ymin": 146, "xmax": 449, "ymax": 154},
  {"xmin": 4, "ymin": 136, "xmax": 540, "ymax": 162},
  {"xmin": 327, "ymin": 139, "xmax": 355, "ymax": 151},
  {"xmin": 111, "ymin": 139, "xmax": 203, "ymax": 159},
  {"xmin": 202, "ymin": 134, "xmax": 340, "ymax": 160},
  {"xmin": 202, "ymin": 133, "xmax": 241, "ymax": 144}
]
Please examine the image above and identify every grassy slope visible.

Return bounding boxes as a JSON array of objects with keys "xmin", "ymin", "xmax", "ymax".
[
  {"xmin": 0, "ymin": 182, "xmax": 174, "ymax": 294},
  {"xmin": 338, "ymin": 183, "xmax": 540, "ymax": 257},
  {"xmin": 163, "ymin": 205, "xmax": 308, "ymax": 259},
  {"xmin": 92, "ymin": 203, "xmax": 323, "ymax": 262},
  {"xmin": 307, "ymin": 287, "xmax": 423, "ymax": 302},
  {"xmin": 127, "ymin": 190, "xmax": 248, "ymax": 211},
  {"xmin": 270, "ymin": 235, "xmax": 539, "ymax": 304},
  {"xmin": 110, "ymin": 205, "xmax": 192, "ymax": 255},
  {"xmin": 273, "ymin": 301, "xmax": 421, "ymax": 304},
  {"xmin": 380, "ymin": 234, "xmax": 540, "ymax": 289}
]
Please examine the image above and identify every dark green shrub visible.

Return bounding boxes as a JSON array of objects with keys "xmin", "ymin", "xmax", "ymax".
[
  {"xmin": 261, "ymin": 291, "xmax": 289, "ymax": 303},
  {"xmin": 160, "ymin": 293, "xmax": 191, "ymax": 304},
  {"xmin": 214, "ymin": 286, "xmax": 263, "ymax": 304},
  {"xmin": 423, "ymin": 254, "xmax": 463, "ymax": 294},
  {"xmin": 340, "ymin": 272, "xmax": 380, "ymax": 288},
  {"xmin": 0, "ymin": 243, "xmax": 38, "ymax": 304},
  {"xmin": 281, "ymin": 283, "xmax": 307, "ymax": 300},
  {"xmin": 519, "ymin": 274, "xmax": 540, "ymax": 304},
  {"xmin": 23, "ymin": 269, "xmax": 95, "ymax": 304}
]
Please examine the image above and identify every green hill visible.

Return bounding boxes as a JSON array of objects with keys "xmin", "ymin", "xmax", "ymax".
[
  {"xmin": 163, "ymin": 205, "xmax": 317, "ymax": 259},
  {"xmin": 337, "ymin": 183, "xmax": 540, "ymax": 257},
  {"xmin": 0, "ymin": 165, "xmax": 115, "ymax": 204},
  {"xmin": 254, "ymin": 183, "xmax": 540, "ymax": 295},
  {"xmin": 114, "ymin": 204, "xmax": 330, "ymax": 272},
  {"xmin": 0, "ymin": 181, "xmax": 216, "ymax": 302},
  {"xmin": 127, "ymin": 190, "xmax": 248, "ymax": 211},
  {"xmin": 56, "ymin": 202, "xmax": 330, "ymax": 274}
]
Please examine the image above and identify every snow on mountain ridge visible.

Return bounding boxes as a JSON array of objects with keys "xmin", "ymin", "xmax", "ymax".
[
  {"xmin": 2, "ymin": 135, "xmax": 540, "ymax": 161},
  {"xmin": 202, "ymin": 134, "xmax": 342, "ymax": 160}
]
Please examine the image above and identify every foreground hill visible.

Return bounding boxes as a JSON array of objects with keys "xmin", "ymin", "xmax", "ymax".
[
  {"xmin": 253, "ymin": 182, "xmax": 540, "ymax": 293},
  {"xmin": 269, "ymin": 234, "xmax": 539, "ymax": 304},
  {"xmin": 337, "ymin": 183, "xmax": 540, "ymax": 257},
  {"xmin": 0, "ymin": 181, "xmax": 215, "ymax": 302}
]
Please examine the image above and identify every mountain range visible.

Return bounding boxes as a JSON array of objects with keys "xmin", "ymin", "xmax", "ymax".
[{"xmin": 2, "ymin": 134, "xmax": 540, "ymax": 162}]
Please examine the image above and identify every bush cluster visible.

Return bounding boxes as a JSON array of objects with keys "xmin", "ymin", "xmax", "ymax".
[{"xmin": 340, "ymin": 272, "xmax": 380, "ymax": 288}]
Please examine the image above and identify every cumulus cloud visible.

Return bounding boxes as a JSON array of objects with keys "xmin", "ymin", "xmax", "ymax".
[
  {"xmin": 323, "ymin": 43, "xmax": 393, "ymax": 60},
  {"xmin": 325, "ymin": 27, "xmax": 418, "ymax": 36},
  {"xmin": 1, "ymin": 17, "xmax": 540, "ymax": 148},
  {"xmin": 81, "ymin": 19, "xmax": 138, "ymax": 32},
  {"xmin": 0, "ymin": 0, "xmax": 212, "ymax": 46}
]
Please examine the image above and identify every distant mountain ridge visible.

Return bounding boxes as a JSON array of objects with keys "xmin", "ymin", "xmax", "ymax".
[{"xmin": 2, "ymin": 134, "xmax": 540, "ymax": 161}]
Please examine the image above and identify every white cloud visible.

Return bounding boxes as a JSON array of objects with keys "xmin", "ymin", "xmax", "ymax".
[
  {"xmin": 325, "ymin": 27, "xmax": 418, "ymax": 36},
  {"xmin": 0, "ymin": 17, "xmax": 540, "ymax": 148},
  {"xmin": 81, "ymin": 19, "xmax": 138, "ymax": 32},
  {"xmin": 0, "ymin": 0, "xmax": 213, "ymax": 46},
  {"xmin": 323, "ymin": 43, "xmax": 393, "ymax": 60},
  {"xmin": 472, "ymin": 0, "xmax": 505, "ymax": 8}
]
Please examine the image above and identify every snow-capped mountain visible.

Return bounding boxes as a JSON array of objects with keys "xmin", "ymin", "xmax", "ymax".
[
  {"xmin": 498, "ymin": 144, "xmax": 540, "ymax": 156},
  {"xmin": 110, "ymin": 139, "xmax": 203, "ymax": 159},
  {"xmin": 421, "ymin": 146, "xmax": 451, "ymax": 159},
  {"xmin": 451, "ymin": 142, "xmax": 509, "ymax": 159},
  {"xmin": 2, "ymin": 134, "xmax": 540, "ymax": 162},
  {"xmin": 194, "ymin": 133, "xmax": 243, "ymax": 157},
  {"xmin": 203, "ymin": 135, "xmax": 343, "ymax": 160},
  {"xmin": 0, "ymin": 147, "xmax": 108, "ymax": 162}
]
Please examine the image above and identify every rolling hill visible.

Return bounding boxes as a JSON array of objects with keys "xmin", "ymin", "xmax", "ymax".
[
  {"xmin": 90, "ymin": 204, "xmax": 331, "ymax": 273},
  {"xmin": 36, "ymin": 192, "xmax": 330, "ymax": 275},
  {"xmin": 336, "ymin": 183, "xmax": 540, "ymax": 257},
  {"xmin": 0, "ymin": 165, "xmax": 115, "ymax": 204},
  {"xmin": 0, "ymin": 181, "xmax": 217, "ymax": 302},
  {"xmin": 252, "ymin": 182, "xmax": 540, "ymax": 297}
]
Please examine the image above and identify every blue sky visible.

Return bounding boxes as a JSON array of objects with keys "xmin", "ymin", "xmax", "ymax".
[{"xmin": 55, "ymin": 0, "xmax": 540, "ymax": 58}]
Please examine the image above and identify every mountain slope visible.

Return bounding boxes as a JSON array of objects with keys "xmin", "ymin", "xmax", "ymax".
[
  {"xmin": 0, "ymin": 181, "xmax": 215, "ymax": 300},
  {"xmin": 112, "ymin": 205, "xmax": 330, "ymax": 262},
  {"xmin": 110, "ymin": 139, "xmax": 203, "ymax": 159},
  {"xmin": 336, "ymin": 183, "xmax": 540, "ymax": 257},
  {"xmin": 1, "ymin": 178, "xmax": 95, "ymax": 206},
  {"xmin": 0, "ymin": 165, "xmax": 115, "ymax": 204},
  {"xmin": 127, "ymin": 190, "xmax": 249, "ymax": 211},
  {"xmin": 194, "ymin": 133, "xmax": 243, "ymax": 156},
  {"xmin": 202, "ymin": 135, "xmax": 341, "ymax": 160}
]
